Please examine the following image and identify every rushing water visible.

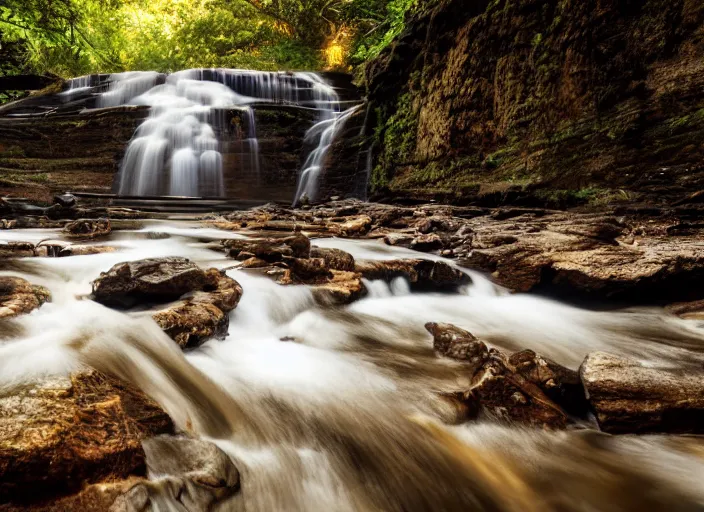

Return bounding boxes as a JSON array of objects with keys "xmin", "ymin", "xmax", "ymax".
[
  {"xmin": 72, "ymin": 69, "xmax": 355, "ymax": 200},
  {"xmin": 2, "ymin": 222, "xmax": 704, "ymax": 510}
]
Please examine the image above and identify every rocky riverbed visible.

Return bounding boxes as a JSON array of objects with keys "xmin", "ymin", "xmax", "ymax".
[{"xmin": 0, "ymin": 196, "xmax": 703, "ymax": 510}]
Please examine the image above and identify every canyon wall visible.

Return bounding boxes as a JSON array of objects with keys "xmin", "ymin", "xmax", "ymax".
[{"xmin": 366, "ymin": 0, "xmax": 704, "ymax": 206}]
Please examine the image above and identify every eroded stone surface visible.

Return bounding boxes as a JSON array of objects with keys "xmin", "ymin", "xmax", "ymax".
[
  {"xmin": 0, "ymin": 372, "xmax": 172, "ymax": 507},
  {"xmin": 426, "ymin": 322, "xmax": 570, "ymax": 429},
  {"xmin": 580, "ymin": 352, "xmax": 704, "ymax": 434}
]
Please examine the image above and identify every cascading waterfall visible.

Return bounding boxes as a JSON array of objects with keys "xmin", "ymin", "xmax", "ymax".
[
  {"xmin": 293, "ymin": 104, "xmax": 361, "ymax": 205},
  {"xmin": 91, "ymin": 69, "xmax": 343, "ymax": 198}
]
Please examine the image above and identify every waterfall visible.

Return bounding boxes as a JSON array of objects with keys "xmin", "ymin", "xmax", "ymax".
[
  {"xmin": 96, "ymin": 69, "xmax": 342, "ymax": 198},
  {"xmin": 293, "ymin": 104, "xmax": 361, "ymax": 205}
]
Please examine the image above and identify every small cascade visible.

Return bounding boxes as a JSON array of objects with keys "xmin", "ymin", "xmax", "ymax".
[
  {"xmin": 97, "ymin": 68, "xmax": 343, "ymax": 198},
  {"xmin": 61, "ymin": 75, "xmax": 94, "ymax": 96},
  {"xmin": 293, "ymin": 104, "xmax": 361, "ymax": 205}
]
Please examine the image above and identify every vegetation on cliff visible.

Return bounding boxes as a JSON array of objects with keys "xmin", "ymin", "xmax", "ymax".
[{"xmin": 366, "ymin": 0, "xmax": 704, "ymax": 206}]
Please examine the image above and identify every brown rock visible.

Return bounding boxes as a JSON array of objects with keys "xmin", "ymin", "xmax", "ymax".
[
  {"xmin": 310, "ymin": 246, "xmax": 355, "ymax": 271},
  {"xmin": 59, "ymin": 245, "xmax": 117, "ymax": 257},
  {"xmin": 355, "ymin": 258, "xmax": 470, "ymax": 290},
  {"xmin": 580, "ymin": 352, "xmax": 704, "ymax": 434},
  {"xmin": 0, "ymin": 277, "xmax": 50, "ymax": 318},
  {"xmin": 63, "ymin": 218, "xmax": 111, "ymax": 239},
  {"xmin": 92, "ymin": 257, "xmax": 209, "ymax": 308},
  {"xmin": 0, "ymin": 242, "xmax": 36, "ymax": 259},
  {"xmin": 426, "ymin": 322, "xmax": 570, "ymax": 429},
  {"xmin": 310, "ymin": 270, "xmax": 366, "ymax": 305},
  {"xmin": 0, "ymin": 371, "xmax": 172, "ymax": 507},
  {"xmin": 410, "ymin": 233, "xmax": 444, "ymax": 252},
  {"xmin": 222, "ymin": 234, "xmax": 310, "ymax": 261},
  {"xmin": 151, "ymin": 269, "xmax": 243, "ymax": 349},
  {"xmin": 339, "ymin": 215, "xmax": 372, "ymax": 236},
  {"xmin": 425, "ymin": 322, "xmax": 490, "ymax": 370},
  {"xmin": 509, "ymin": 349, "xmax": 587, "ymax": 416}
]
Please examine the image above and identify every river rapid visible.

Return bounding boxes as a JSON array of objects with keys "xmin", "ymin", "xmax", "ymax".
[{"xmin": 2, "ymin": 220, "xmax": 704, "ymax": 511}]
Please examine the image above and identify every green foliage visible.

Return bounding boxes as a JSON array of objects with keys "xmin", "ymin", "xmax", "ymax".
[
  {"xmin": 346, "ymin": 0, "xmax": 416, "ymax": 65},
  {"xmin": 0, "ymin": 0, "xmax": 411, "ymax": 86}
]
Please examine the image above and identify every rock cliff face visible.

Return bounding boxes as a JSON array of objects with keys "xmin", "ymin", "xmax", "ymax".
[{"xmin": 366, "ymin": 0, "xmax": 704, "ymax": 206}]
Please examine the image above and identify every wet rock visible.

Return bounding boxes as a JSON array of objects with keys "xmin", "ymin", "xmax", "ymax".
[
  {"xmin": 383, "ymin": 232, "xmax": 415, "ymax": 247},
  {"xmin": 0, "ymin": 371, "xmax": 172, "ymax": 507},
  {"xmin": 110, "ymin": 436, "xmax": 239, "ymax": 512},
  {"xmin": 58, "ymin": 245, "xmax": 117, "ymax": 257},
  {"xmin": 309, "ymin": 270, "xmax": 366, "ymax": 305},
  {"xmin": 355, "ymin": 258, "xmax": 470, "ymax": 290},
  {"xmin": 53, "ymin": 193, "xmax": 77, "ymax": 208},
  {"xmin": 580, "ymin": 352, "xmax": 704, "ymax": 434},
  {"xmin": 92, "ymin": 257, "xmax": 210, "ymax": 308},
  {"xmin": 458, "ymin": 212, "xmax": 704, "ymax": 301},
  {"xmin": 280, "ymin": 256, "xmax": 332, "ymax": 281},
  {"xmin": 0, "ymin": 276, "xmax": 50, "ymax": 318},
  {"xmin": 426, "ymin": 323, "xmax": 570, "ymax": 429},
  {"xmin": 151, "ymin": 269, "xmax": 243, "ymax": 349},
  {"xmin": 238, "ymin": 256, "xmax": 270, "ymax": 269},
  {"xmin": 425, "ymin": 322, "xmax": 490, "ymax": 370},
  {"xmin": 221, "ymin": 234, "xmax": 310, "ymax": 262},
  {"xmin": 63, "ymin": 218, "xmax": 111, "ymax": 239},
  {"xmin": 509, "ymin": 349, "xmax": 587, "ymax": 416},
  {"xmin": 666, "ymin": 299, "xmax": 704, "ymax": 320},
  {"xmin": 310, "ymin": 246, "xmax": 355, "ymax": 271},
  {"xmin": 339, "ymin": 215, "xmax": 372, "ymax": 236},
  {"xmin": 0, "ymin": 242, "xmax": 36, "ymax": 259},
  {"xmin": 410, "ymin": 233, "xmax": 444, "ymax": 252}
]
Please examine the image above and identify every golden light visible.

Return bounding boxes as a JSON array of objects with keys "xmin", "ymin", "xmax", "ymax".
[{"xmin": 323, "ymin": 26, "xmax": 351, "ymax": 70}]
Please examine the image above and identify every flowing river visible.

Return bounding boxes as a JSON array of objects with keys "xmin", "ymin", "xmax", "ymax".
[{"xmin": 2, "ymin": 221, "xmax": 704, "ymax": 511}]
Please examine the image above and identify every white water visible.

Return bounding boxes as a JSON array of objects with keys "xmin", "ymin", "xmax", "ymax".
[
  {"xmin": 294, "ymin": 104, "xmax": 361, "ymax": 205},
  {"xmin": 2, "ymin": 222, "xmax": 704, "ymax": 510},
  {"xmin": 84, "ymin": 69, "xmax": 342, "ymax": 199}
]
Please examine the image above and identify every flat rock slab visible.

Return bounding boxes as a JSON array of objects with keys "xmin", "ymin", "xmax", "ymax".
[
  {"xmin": 0, "ymin": 277, "xmax": 50, "ymax": 318},
  {"xmin": 93, "ymin": 257, "xmax": 210, "ymax": 308},
  {"xmin": 581, "ymin": 352, "xmax": 704, "ymax": 434}
]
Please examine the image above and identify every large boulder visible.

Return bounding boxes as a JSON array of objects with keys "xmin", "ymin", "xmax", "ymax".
[
  {"xmin": 92, "ymin": 259, "xmax": 243, "ymax": 348},
  {"xmin": 0, "ymin": 277, "xmax": 50, "ymax": 318},
  {"xmin": 0, "ymin": 372, "xmax": 172, "ymax": 508},
  {"xmin": 580, "ymin": 352, "xmax": 704, "ymax": 434},
  {"xmin": 92, "ymin": 257, "xmax": 210, "ymax": 308}
]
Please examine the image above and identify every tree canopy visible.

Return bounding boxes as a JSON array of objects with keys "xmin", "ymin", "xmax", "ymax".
[{"xmin": 0, "ymin": 0, "xmax": 417, "ymax": 81}]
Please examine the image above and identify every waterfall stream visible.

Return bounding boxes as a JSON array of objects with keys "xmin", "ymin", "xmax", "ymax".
[
  {"xmin": 2, "ymin": 222, "xmax": 704, "ymax": 510},
  {"xmin": 87, "ymin": 69, "xmax": 346, "ymax": 199}
]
